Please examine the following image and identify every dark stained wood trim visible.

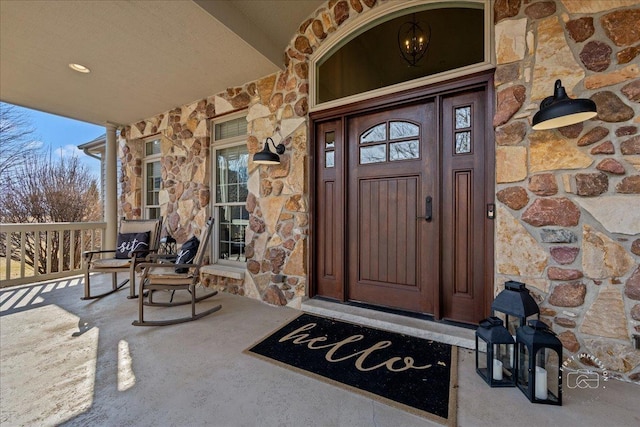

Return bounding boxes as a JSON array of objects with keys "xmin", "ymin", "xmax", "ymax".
[
  {"xmin": 483, "ymin": 74, "xmax": 496, "ymax": 320},
  {"xmin": 310, "ymin": 71, "xmax": 495, "ymax": 122},
  {"xmin": 433, "ymin": 93, "xmax": 442, "ymax": 321},
  {"xmin": 308, "ymin": 116, "xmax": 317, "ymax": 298}
]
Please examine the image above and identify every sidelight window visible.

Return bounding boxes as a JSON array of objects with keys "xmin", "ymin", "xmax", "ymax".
[
  {"xmin": 325, "ymin": 130, "xmax": 336, "ymax": 168},
  {"xmin": 454, "ymin": 105, "xmax": 472, "ymax": 155}
]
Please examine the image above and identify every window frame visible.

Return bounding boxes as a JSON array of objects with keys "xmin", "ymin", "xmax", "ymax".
[
  {"xmin": 143, "ymin": 137, "xmax": 162, "ymax": 220},
  {"xmin": 210, "ymin": 111, "xmax": 249, "ymax": 267}
]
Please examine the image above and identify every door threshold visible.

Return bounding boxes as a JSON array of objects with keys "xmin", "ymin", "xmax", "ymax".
[{"xmin": 301, "ymin": 298, "xmax": 476, "ymax": 350}]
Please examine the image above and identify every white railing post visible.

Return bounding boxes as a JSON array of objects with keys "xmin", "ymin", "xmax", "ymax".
[
  {"xmin": 104, "ymin": 122, "xmax": 119, "ymax": 249},
  {"xmin": 46, "ymin": 231, "xmax": 52, "ymax": 275},
  {"xmin": 3, "ymin": 231, "xmax": 10, "ymax": 281}
]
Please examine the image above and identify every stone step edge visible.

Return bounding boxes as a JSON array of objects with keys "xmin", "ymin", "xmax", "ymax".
[
  {"xmin": 200, "ymin": 265, "xmax": 245, "ymax": 280},
  {"xmin": 301, "ymin": 298, "xmax": 476, "ymax": 350}
]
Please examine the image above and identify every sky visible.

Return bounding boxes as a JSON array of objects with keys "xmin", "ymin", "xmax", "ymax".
[{"xmin": 3, "ymin": 101, "xmax": 105, "ymax": 180}]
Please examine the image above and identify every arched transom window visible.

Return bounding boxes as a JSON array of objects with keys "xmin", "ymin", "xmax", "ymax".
[{"xmin": 312, "ymin": 1, "xmax": 492, "ymax": 109}]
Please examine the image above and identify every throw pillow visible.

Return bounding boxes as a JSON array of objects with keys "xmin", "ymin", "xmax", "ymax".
[
  {"xmin": 175, "ymin": 236, "xmax": 200, "ymax": 273},
  {"xmin": 115, "ymin": 231, "xmax": 151, "ymax": 259}
]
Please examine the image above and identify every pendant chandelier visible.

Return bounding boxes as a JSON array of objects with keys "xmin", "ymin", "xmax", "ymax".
[{"xmin": 397, "ymin": 13, "xmax": 431, "ymax": 67}]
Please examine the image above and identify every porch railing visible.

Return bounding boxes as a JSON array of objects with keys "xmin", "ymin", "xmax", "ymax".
[{"xmin": 0, "ymin": 222, "xmax": 106, "ymax": 287}]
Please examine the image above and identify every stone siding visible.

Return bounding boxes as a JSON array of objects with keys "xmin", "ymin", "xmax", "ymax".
[
  {"xmin": 201, "ymin": 274, "xmax": 245, "ymax": 296},
  {"xmin": 116, "ymin": 0, "xmax": 640, "ymax": 381},
  {"xmin": 494, "ymin": 0, "xmax": 640, "ymax": 382}
]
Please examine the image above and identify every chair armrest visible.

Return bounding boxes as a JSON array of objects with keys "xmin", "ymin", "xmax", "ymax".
[
  {"xmin": 129, "ymin": 247, "xmax": 159, "ymax": 259},
  {"xmin": 84, "ymin": 249, "xmax": 118, "ymax": 256},
  {"xmin": 135, "ymin": 262, "xmax": 195, "ymax": 273},
  {"xmin": 83, "ymin": 249, "xmax": 118, "ymax": 261},
  {"xmin": 136, "ymin": 261, "xmax": 160, "ymax": 274},
  {"xmin": 135, "ymin": 261, "xmax": 176, "ymax": 272},
  {"xmin": 173, "ymin": 263, "xmax": 197, "ymax": 270},
  {"xmin": 144, "ymin": 253, "xmax": 177, "ymax": 262}
]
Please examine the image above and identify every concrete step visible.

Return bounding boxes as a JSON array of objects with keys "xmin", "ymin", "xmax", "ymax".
[{"xmin": 301, "ymin": 298, "xmax": 476, "ymax": 349}]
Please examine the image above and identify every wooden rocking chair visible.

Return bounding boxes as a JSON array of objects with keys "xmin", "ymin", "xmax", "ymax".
[
  {"xmin": 82, "ymin": 217, "xmax": 163, "ymax": 300},
  {"xmin": 132, "ymin": 217, "xmax": 221, "ymax": 326}
]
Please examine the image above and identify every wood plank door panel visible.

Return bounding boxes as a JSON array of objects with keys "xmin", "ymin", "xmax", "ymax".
[{"xmin": 357, "ymin": 177, "xmax": 418, "ymax": 286}]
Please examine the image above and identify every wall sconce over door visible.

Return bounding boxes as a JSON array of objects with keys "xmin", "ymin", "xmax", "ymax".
[{"xmin": 532, "ymin": 80, "xmax": 597, "ymax": 130}]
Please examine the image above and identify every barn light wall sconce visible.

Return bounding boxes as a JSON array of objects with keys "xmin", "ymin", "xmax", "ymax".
[
  {"xmin": 253, "ymin": 137, "xmax": 285, "ymax": 165},
  {"xmin": 532, "ymin": 79, "xmax": 597, "ymax": 130}
]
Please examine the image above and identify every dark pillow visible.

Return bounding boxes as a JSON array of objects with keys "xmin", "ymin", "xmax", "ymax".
[
  {"xmin": 115, "ymin": 231, "xmax": 151, "ymax": 259},
  {"xmin": 175, "ymin": 236, "xmax": 200, "ymax": 273}
]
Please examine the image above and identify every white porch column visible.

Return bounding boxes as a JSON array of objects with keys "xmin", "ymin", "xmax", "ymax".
[{"xmin": 104, "ymin": 122, "xmax": 118, "ymax": 249}]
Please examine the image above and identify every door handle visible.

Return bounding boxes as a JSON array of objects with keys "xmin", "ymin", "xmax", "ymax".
[{"xmin": 416, "ymin": 196, "xmax": 433, "ymax": 222}]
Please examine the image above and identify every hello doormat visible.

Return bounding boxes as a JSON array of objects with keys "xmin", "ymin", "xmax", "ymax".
[{"xmin": 245, "ymin": 313, "xmax": 458, "ymax": 425}]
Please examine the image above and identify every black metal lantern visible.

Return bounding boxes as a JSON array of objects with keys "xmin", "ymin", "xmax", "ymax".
[
  {"xmin": 491, "ymin": 281, "xmax": 540, "ymax": 336},
  {"xmin": 476, "ymin": 317, "xmax": 516, "ymax": 387},
  {"xmin": 516, "ymin": 320, "xmax": 563, "ymax": 405}
]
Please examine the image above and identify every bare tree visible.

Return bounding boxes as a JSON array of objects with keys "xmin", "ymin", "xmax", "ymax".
[
  {"xmin": 0, "ymin": 103, "xmax": 39, "ymax": 183},
  {"xmin": 0, "ymin": 154, "xmax": 102, "ymax": 273}
]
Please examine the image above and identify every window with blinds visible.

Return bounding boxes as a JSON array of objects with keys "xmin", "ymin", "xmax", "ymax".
[
  {"xmin": 215, "ymin": 116, "xmax": 247, "ymax": 140},
  {"xmin": 211, "ymin": 113, "xmax": 249, "ymax": 266}
]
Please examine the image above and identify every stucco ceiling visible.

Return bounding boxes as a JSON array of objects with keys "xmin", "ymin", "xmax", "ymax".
[{"xmin": 0, "ymin": 0, "xmax": 324, "ymax": 126}]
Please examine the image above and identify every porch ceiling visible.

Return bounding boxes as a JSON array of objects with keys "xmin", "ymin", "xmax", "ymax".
[{"xmin": 0, "ymin": 0, "xmax": 323, "ymax": 126}]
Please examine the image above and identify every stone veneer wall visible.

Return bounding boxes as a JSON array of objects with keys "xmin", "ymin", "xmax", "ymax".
[
  {"xmin": 117, "ymin": 0, "xmax": 640, "ymax": 381},
  {"xmin": 117, "ymin": 0, "xmax": 380, "ymax": 309},
  {"xmin": 118, "ymin": 103, "xmax": 211, "ymax": 242},
  {"xmin": 493, "ymin": 0, "xmax": 640, "ymax": 382},
  {"xmin": 116, "ymin": 53, "xmax": 312, "ymax": 304}
]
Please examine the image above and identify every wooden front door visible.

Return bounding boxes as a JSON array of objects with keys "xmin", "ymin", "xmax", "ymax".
[
  {"xmin": 313, "ymin": 77, "xmax": 493, "ymax": 324},
  {"xmin": 347, "ymin": 102, "xmax": 438, "ymax": 314}
]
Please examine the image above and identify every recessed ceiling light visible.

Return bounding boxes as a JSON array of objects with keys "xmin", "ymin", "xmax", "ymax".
[{"xmin": 69, "ymin": 63, "xmax": 91, "ymax": 73}]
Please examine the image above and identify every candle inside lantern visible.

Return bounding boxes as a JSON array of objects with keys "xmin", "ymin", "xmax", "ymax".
[
  {"xmin": 535, "ymin": 366, "xmax": 548, "ymax": 400},
  {"xmin": 509, "ymin": 340, "xmax": 515, "ymax": 368},
  {"xmin": 493, "ymin": 359, "xmax": 504, "ymax": 381}
]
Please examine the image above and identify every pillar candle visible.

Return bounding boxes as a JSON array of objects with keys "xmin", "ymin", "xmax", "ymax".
[
  {"xmin": 509, "ymin": 345, "xmax": 514, "ymax": 368},
  {"xmin": 535, "ymin": 366, "xmax": 548, "ymax": 400},
  {"xmin": 493, "ymin": 359, "xmax": 504, "ymax": 381}
]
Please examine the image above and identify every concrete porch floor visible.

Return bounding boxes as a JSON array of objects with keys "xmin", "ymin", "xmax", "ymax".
[{"xmin": 1, "ymin": 274, "xmax": 638, "ymax": 427}]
